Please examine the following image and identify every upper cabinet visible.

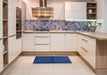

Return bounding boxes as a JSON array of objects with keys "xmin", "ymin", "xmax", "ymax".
[
  {"xmin": 48, "ymin": 0, "xmax": 64, "ymax": 20},
  {"xmin": 0, "ymin": 0, "xmax": 3, "ymax": 38},
  {"xmin": 8, "ymin": 0, "xmax": 16, "ymax": 36},
  {"xmin": 65, "ymin": 2, "xmax": 87, "ymax": 20}
]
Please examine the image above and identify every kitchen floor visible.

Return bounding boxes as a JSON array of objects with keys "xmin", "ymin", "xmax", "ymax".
[{"xmin": 2, "ymin": 56, "xmax": 96, "ymax": 75}]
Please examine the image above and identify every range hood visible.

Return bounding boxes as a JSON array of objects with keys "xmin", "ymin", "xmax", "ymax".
[{"xmin": 32, "ymin": 0, "xmax": 54, "ymax": 19}]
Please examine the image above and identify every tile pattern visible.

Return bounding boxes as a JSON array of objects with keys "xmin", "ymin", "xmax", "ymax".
[
  {"xmin": 25, "ymin": 20, "xmax": 93, "ymax": 31},
  {"xmin": 2, "ymin": 56, "xmax": 96, "ymax": 75}
]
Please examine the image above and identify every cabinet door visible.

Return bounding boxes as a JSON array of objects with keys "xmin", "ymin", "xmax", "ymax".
[
  {"xmin": 48, "ymin": 0, "xmax": 64, "ymax": 20},
  {"xmin": 65, "ymin": 2, "xmax": 86, "ymax": 19},
  {"xmin": 77, "ymin": 35, "xmax": 82, "ymax": 55},
  {"xmin": 16, "ymin": 38, "xmax": 22, "ymax": 55},
  {"xmin": 88, "ymin": 37, "xmax": 96, "ymax": 68},
  {"xmin": 78, "ymin": 34, "xmax": 96, "ymax": 68},
  {"xmin": 0, "ymin": 0, "xmax": 3, "ymax": 38},
  {"xmin": 8, "ymin": 0, "xmax": 16, "ymax": 36},
  {"xmin": 66, "ymin": 34, "xmax": 77, "ymax": 51},
  {"xmin": 35, "ymin": 35, "xmax": 50, "ymax": 51},
  {"xmin": 0, "ymin": 40, "xmax": 3, "ymax": 72},
  {"xmin": 51, "ymin": 33, "xmax": 65, "ymax": 51},
  {"xmin": 22, "ymin": 33, "xmax": 35, "ymax": 51},
  {"xmin": 8, "ymin": 36, "xmax": 17, "ymax": 64}
]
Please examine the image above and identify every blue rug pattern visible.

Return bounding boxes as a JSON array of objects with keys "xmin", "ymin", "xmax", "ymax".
[{"xmin": 33, "ymin": 56, "xmax": 72, "ymax": 64}]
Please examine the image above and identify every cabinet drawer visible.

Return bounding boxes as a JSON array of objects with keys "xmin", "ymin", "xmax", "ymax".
[
  {"xmin": 35, "ymin": 45, "xmax": 50, "ymax": 51},
  {"xmin": 80, "ymin": 46, "xmax": 89, "ymax": 55},
  {"xmin": 35, "ymin": 33, "xmax": 50, "ymax": 37},
  {"xmin": 35, "ymin": 37, "xmax": 50, "ymax": 44},
  {"xmin": 78, "ymin": 34, "xmax": 96, "ymax": 68},
  {"xmin": 80, "ymin": 35, "xmax": 90, "ymax": 49},
  {"xmin": 79, "ymin": 46, "xmax": 89, "ymax": 62}
]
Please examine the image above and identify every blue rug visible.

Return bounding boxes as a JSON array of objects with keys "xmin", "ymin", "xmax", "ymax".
[{"xmin": 33, "ymin": 56, "xmax": 72, "ymax": 64}]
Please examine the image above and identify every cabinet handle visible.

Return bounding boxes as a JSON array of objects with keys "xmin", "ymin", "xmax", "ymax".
[
  {"xmin": 81, "ymin": 47, "xmax": 88, "ymax": 52},
  {"xmin": 35, "ymin": 44, "xmax": 50, "ymax": 45},
  {"xmin": 9, "ymin": 34, "xmax": 16, "ymax": 37},
  {"xmin": 81, "ymin": 38, "xmax": 88, "ymax": 42},
  {"xmin": 35, "ymin": 36, "xmax": 49, "ymax": 38}
]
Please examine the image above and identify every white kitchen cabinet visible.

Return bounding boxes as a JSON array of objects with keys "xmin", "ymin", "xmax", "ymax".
[
  {"xmin": 47, "ymin": 0, "xmax": 64, "ymax": 20},
  {"xmin": 0, "ymin": 40, "xmax": 3, "ymax": 73},
  {"xmin": 51, "ymin": 33, "xmax": 66, "ymax": 51},
  {"xmin": 0, "ymin": 0, "xmax": 3, "ymax": 38},
  {"xmin": 16, "ymin": 38, "xmax": 22, "ymax": 54},
  {"xmin": 87, "ymin": 37, "xmax": 96, "ymax": 68},
  {"xmin": 8, "ymin": 0, "xmax": 16, "ymax": 36},
  {"xmin": 22, "ymin": 33, "xmax": 35, "ymax": 51},
  {"xmin": 66, "ymin": 34, "xmax": 77, "ymax": 51},
  {"xmin": 35, "ymin": 45, "xmax": 50, "ymax": 51},
  {"xmin": 8, "ymin": 36, "xmax": 17, "ymax": 64},
  {"xmin": 35, "ymin": 33, "xmax": 50, "ymax": 51},
  {"xmin": 65, "ymin": 2, "xmax": 86, "ymax": 19},
  {"xmin": 78, "ymin": 34, "xmax": 96, "ymax": 68}
]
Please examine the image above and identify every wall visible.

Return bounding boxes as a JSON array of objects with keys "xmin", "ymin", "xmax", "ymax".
[
  {"xmin": 24, "ymin": 20, "xmax": 97, "ymax": 32},
  {"xmin": 23, "ymin": 0, "xmax": 39, "ymax": 20}
]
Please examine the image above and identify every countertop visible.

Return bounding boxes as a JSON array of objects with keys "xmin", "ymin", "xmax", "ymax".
[{"xmin": 22, "ymin": 31, "xmax": 107, "ymax": 40}]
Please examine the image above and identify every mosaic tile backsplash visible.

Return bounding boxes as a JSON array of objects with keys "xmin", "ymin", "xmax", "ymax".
[{"xmin": 25, "ymin": 20, "xmax": 92, "ymax": 31}]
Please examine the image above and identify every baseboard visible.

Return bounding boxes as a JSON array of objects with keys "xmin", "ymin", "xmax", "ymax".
[
  {"xmin": 0, "ymin": 52, "xmax": 22, "ymax": 75},
  {"xmin": 78, "ymin": 53, "xmax": 96, "ymax": 73},
  {"xmin": 21, "ymin": 51, "xmax": 78, "ymax": 56}
]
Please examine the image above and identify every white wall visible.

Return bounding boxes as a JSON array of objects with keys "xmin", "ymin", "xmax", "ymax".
[{"xmin": 23, "ymin": 0, "xmax": 39, "ymax": 20}]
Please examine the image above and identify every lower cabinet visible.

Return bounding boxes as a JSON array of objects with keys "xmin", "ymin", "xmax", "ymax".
[
  {"xmin": 22, "ymin": 33, "xmax": 35, "ymax": 51},
  {"xmin": 22, "ymin": 33, "xmax": 78, "ymax": 52},
  {"xmin": 0, "ymin": 40, "xmax": 3, "ymax": 73},
  {"xmin": 78, "ymin": 34, "xmax": 96, "ymax": 68},
  {"xmin": 51, "ymin": 33, "xmax": 66, "ymax": 51},
  {"xmin": 16, "ymin": 38, "xmax": 22, "ymax": 54},
  {"xmin": 35, "ymin": 33, "xmax": 50, "ymax": 51},
  {"xmin": 8, "ymin": 36, "xmax": 17, "ymax": 63},
  {"xmin": 66, "ymin": 33, "xmax": 77, "ymax": 51}
]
